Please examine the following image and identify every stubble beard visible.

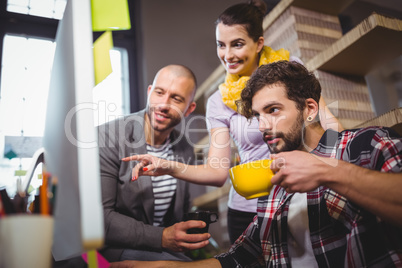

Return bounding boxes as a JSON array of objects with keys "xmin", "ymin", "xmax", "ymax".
[
  {"xmin": 146, "ymin": 105, "xmax": 182, "ymax": 134},
  {"xmin": 268, "ymin": 112, "xmax": 305, "ymax": 154}
]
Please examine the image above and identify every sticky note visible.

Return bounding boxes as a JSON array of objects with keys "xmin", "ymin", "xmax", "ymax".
[
  {"xmin": 14, "ymin": 170, "xmax": 27, "ymax": 176},
  {"xmin": 82, "ymin": 250, "xmax": 109, "ymax": 268},
  {"xmin": 27, "ymin": 185, "xmax": 35, "ymax": 194},
  {"xmin": 87, "ymin": 250, "xmax": 98, "ymax": 268},
  {"xmin": 93, "ymin": 31, "xmax": 113, "ymax": 85},
  {"xmin": 91, "ymin": 0, "xmax": 131, "ymax": 31}
]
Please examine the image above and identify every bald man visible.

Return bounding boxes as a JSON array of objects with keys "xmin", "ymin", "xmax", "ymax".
[{"xmin": 97, "ymin": 65, "xmax": 209, "ymax": 262}]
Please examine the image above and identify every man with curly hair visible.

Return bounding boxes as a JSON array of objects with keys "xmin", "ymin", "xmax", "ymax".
[{"xmin": 111, "ymin": 61, "xmax": 402, "ymax": 267}]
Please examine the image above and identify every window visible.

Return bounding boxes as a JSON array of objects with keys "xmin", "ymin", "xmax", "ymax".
[
  {"xmin": 0, "ymin": 0, "xmax": 138, "ymax": 196},
  {"xmin": 0, "ymin": 35, "xmax": 55, "ymax": 194},
  {"xmin": 1, "ymin": 35, "xmax": 55, "ymax": 137},
  {"xmin": 0, "ymin": 34, "xmax": 130, "ymax": 196}
]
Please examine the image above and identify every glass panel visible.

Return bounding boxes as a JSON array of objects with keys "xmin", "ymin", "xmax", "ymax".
[
  {"xmin": 6, "ymin": 4, "xmax": 28, "ymax": 14},
  {"xmin": 7, "ymin": 0, "xmax": 29, "ymax": 5},
  {"xmin": 7, "ymin": 0, "xmax": 67, "ymax": 20},
  {"xmin": 0, "ymin": 35, "xmax": 54, "ymax": 137},
  {"xmin": 93, "ymin": 48, "xmax": 130, "ymax": 126},
  {"xmin": 1, "ymin": 35, "xmax": 28, "ymax": 70}
]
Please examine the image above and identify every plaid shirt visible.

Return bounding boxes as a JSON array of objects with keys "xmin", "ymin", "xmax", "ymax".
[{"xmin": 216, "ymin": 127, "xmax": 402, "ymax": 267}]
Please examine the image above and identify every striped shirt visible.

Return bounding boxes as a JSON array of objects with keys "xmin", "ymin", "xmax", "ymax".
[
  {"xmin": 147, "ymin": 139, "xmax": 177, "ymax": 226},
  {"xmin": 216, "ymin": 127, "xmax": 402, "ymax": 267}
]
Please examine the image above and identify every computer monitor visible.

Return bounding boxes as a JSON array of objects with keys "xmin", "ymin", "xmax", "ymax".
[{"xmin": 42, "ymin": 0, "xmax": 104, "ymax": 261}]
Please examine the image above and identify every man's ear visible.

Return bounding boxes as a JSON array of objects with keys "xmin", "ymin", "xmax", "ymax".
[
  {"xmin": 147, "ymin": 85, "xmax": 153, "ymax": 96},
  {"xmin": 184, "ymin": 102, "xmax": 196, "ymax": 117},
  {"xmin": 305, "ymin": 98, "xmax": 319, "ymax": 122}
]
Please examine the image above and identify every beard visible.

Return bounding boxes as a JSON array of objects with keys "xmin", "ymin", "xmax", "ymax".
[
  {"xmin": 146, "ymin": 104, "xmax": 182, "ymax": 133},
  {"xmin": 266, "ymin": 112, "xmax": 305, "ymax": 154}
]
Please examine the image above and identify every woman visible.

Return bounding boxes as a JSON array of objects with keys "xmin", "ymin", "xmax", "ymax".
[{"xmin": 123, "ymin": 0, "xmax": 342, "ymax": 244}]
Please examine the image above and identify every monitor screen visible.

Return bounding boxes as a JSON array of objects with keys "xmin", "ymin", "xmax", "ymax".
[{"xmin": 43, "ymin": 0, "xmax": 104, "ymax": 260}]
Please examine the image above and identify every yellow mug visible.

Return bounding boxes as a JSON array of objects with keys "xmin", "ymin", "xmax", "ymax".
[{"xmin": 229, "ymin": 159, "xmax": 274, "ymax": 200}]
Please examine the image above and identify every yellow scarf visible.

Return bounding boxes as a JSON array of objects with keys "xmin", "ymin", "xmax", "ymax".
[{"xmin": 219, "ymin": 46, "xmax": 290, "ymax": 111}]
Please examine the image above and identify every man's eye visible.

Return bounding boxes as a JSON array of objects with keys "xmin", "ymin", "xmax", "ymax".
[{"xmin": 269, "ymin": 108, "xmax": 279, "ymax": 114}]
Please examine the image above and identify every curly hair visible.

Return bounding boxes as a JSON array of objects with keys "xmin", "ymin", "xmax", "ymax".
[{"xmin": 237, "ymin": 60, "xmax": 321, "ymax": 118}]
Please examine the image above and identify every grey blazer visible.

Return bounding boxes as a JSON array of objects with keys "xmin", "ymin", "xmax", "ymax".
[{"xmin": 97, "ymin": 110, "xmax": 194, "ymax": 261}]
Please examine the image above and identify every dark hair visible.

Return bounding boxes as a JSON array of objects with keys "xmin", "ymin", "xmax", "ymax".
[
  {"xmin": 215, "ymin": 0, "xmax": 267, "ymax": 42},
  {"xmin": 237, "ymin": 61, "xmax": 321, "ymax": 118}
]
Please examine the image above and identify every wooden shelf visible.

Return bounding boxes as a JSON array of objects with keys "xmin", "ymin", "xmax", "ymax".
[
  {"xmin": 355, "ymin": 107, "xmax": 402, "ymax": 134},
  {"xmin": 263, "ymin": 0, "xmax": 353, "ymax": 31},
  {"xmin": 291, "ymin": 0, "xmax": 354, "ymax": 16},
  {"xmin": 306, "ymin": 13, "xmax": 402, "ymax": 76}
]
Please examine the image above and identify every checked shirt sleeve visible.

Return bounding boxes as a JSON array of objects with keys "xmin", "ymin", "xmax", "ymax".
[
  {"xmin": 371, "ymin": 127, "xmax": 402, "ymax": 172},
  {"xmin": 215, "ymin": 216, "xmax": 265, "ymax": 268}
]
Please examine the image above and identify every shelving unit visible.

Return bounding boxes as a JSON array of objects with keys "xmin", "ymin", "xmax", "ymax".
[
  {"xmin": 355, "ymin": 107, "xmax": 402, "ymax": 134},
  {"xmin": 194, "ymin": 0, "xmax": 356, "ymax": 113},
  {"xmin": 194, "ymin": 1, "xmax": 402, "ymax": 136},
  {"xmin": 306, "ymin": 13, "xmax": 402, "ymax": 76}
]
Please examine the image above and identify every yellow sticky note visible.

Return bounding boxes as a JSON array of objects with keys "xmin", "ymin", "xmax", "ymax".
[
  {"xmin": 93, "ymin": 31, "xmax": 113, "ymax": 85},
  {"xmin": 87, "ymin": 250, "xmax": 98, "ymax": 268},
  {"xmin": 27, "ymin": 185, "xmax": 35, "ymax": 194},
  {"xmin": 91, "ymin": 0, "xmax": 131, "ymax": 31}
]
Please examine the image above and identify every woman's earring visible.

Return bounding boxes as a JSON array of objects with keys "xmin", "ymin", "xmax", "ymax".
[{"xmin": 307, "ymin": 116, "xmax": 313, "ymax": 122}]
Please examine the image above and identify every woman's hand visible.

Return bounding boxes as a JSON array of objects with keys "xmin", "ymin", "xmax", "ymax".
[{"xmin": 122, "ymin": 154, "xmax": 172, "ymax": 181}]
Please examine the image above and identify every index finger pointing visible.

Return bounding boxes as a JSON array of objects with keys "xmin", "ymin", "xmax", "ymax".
[{"xmin": 122, "ymin": 154, "xmax": 148, "ymax": 162}]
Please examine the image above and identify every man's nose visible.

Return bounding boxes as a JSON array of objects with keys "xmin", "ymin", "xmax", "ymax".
[
  {"xmin": 156, "ymin": 101, "xmax": 170, "ymax": 112},
  {"xmin": 258, "ymin": 116, "xmax": 272, "ymax": 132}
]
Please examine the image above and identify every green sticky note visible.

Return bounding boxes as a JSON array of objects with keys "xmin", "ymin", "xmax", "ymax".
[
  {"xmin": 14, "ymin": 170, "xmax": 27, "ymax": 176},
  {"xmin": 93, "ymin": 31, "xmax": 113, "ymax": 85},
  {"xmin": 91, "ymin": 0, "xmax": 131, "ymax": 31}
]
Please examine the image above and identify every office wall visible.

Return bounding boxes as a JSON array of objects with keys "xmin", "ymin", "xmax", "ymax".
[{"xmin": 139, "ymin": 0, "xmax": 243, "ymax": 106}]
